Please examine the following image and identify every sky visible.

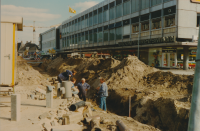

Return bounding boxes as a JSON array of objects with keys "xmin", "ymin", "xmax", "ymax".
[{"xmin": 1, "ymin": 0, "xmax": 103, "ymax": 45}]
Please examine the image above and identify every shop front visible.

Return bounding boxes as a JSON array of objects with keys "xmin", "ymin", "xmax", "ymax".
[{"xmin": 148, "ymin": 47, "xmax": 197, "ymax": 68}]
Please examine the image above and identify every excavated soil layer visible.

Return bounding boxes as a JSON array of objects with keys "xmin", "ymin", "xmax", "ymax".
[{"xmin": 41, "ymin": 56, "xmax": 193, "ymax": 131}]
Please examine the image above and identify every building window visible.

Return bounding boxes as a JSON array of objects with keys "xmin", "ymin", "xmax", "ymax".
[
  {"xmin": 93, "ymin": 10, "xmax": 98, "ymax": 25},
  {"xmin": 109, "ymin": 29, "xmax": 115, "ymax": 41},
  {"xmin": 109, "ymin": 7, "xmax": 115, "ymax": 20},
  {"xmin": 197, "ymin": 14, "xmax": 200, "ymax": 27},
  {"xmin": 123, "ymin": 0, "xmax": 131, "ymax": 16},
  {"xmin": 165, "ymin": 15, "xmax": 175, "ymax": 27},
  {"xmin": 116, "ymin": 27, "xmax": 122, "ymax": 40},
  {"xmin": 82, "ymin": 19, "xmax": 85, "ymax": 29},
  {"xmin": 103, "ymin": 10, "xmax": 109, "ymax": 22},
  {"xmin": 123, "ymin": 25, "xmax": 131, "ymax": 35},
  {"xmin": 75, "ymin": 36, "xmax": 77, "ymax": 45},
  {"xmin": 89, "ymin": 31, "xmax": 93, "ymax": 44},
  {"xmin": 81, "ymin": 33, "xmax": 85, "ymax": 44},
  {"xmin": 151, "ymin": 0, "xmax": 162, "ymax": 7},
  {"xmin": 132, "ymin": 24, "xmax": 139, "ymax": 33},
  {"xmin": 164, "ymin": 0, "xmax": 171, "ymax": 2},
  {"xmin": 116, "ymin": 4, "xmax": 122, "ymax": 18},
  {"xmin": 141, "ymin": 0, "xmax": 149, "ymax": 10},
  {"xmin": 78, "ymin": 34, "xmax": 81, "ymax": 45},
  {"xmin": 85, "ymin": 33, "xmax": 89, "ymax": 44},
  {"xmin": 89, "ymin": 16, "xmax": 93, "ymax": 27},
  {"xmin": 98, "ymin": 31, "xmax": 103, "ymax": 43},
  {"xmin": 152, "ymin": 19, "xmax": 161, "ymax": 29},
  {"xmin": 104, "ymin": 30, "xmax": 109, "ymax": 42},
  {"xmin": 94, "ymin": 33, "xmax": 97, "ymax": 43},
  {"xmin": 98, "ymin": 12, "xmax": 103, "ymax": 24},
  {"xmin": 141, "ymin": 22, "xmax": 149, "ymax": 31}
]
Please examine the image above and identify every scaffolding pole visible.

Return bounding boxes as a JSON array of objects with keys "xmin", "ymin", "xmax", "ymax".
[{"xmin": 187, "ymin": 20, "xmax": 200, "ymax": 131}]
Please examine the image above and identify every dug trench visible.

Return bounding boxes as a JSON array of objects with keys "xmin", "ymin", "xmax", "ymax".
[{"xmin": 39, "ymin": 56, "xmax": 193, "ymax": 131}]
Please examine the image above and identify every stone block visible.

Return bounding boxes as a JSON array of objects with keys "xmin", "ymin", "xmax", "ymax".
[
  {"xmin": 83, "ymin": 106, "xmax": 93, "ymax": 118},
  {"xmin": 85, "ymin": 115, "xmax": 100, "ymax": 123},
  {"xmin": 62, "ymin": 112, "xmax": 83, "ymax": 125},
  {"xmin": 11, "ymin": 94, "xmax": 21, "ymax": 121},
  {"xmin": 58, "ymin": 119, "xmax": 63, "ymax": 125},
  {"xmin": 46, "ymin": 86, "xmax": 53, "ymax": 108},
  {"xmin": 39, "ymin": 112, "xmax": 50, "ymax": 119}
]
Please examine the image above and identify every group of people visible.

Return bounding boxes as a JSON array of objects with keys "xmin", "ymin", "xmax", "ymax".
[{"xmin": 58, "ymin": 69, "xmax": 108, "ymax": 111}]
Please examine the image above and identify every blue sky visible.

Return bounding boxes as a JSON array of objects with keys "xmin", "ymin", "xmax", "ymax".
[{"xmin": 1, "ymin": 0, "xmax": 103, "ymax": 45}]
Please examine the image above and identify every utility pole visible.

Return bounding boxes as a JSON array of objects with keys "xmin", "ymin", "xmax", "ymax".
[
  {"xmin": 137, "ymin": 23, "xmax": 141, "ymax": 59},
  {"xmin": 187, "ymin": 18, "xmax": 200, "ymax": 131},
  {"xmin": 33, "ymin": 21, "xmax": 36, "ymax": 43}
]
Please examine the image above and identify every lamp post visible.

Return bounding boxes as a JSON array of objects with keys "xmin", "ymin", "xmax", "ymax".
[{"xmin": 136, "ymin": 23, "xmax": 141, "ymax": 59}]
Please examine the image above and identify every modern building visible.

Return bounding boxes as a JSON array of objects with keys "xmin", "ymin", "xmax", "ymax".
[
  {"xmin": 0, "ymin": 16, "xmax": 23, "ymax": 86},
  {"xmin": 40, "ymin": 0, "xmax": 200, "ymax": 69},
  {"xmin": 40, "ymin": 27, "xmax": 60, "ymax": 55}
]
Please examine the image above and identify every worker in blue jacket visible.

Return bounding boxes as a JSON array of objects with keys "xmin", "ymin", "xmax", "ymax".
[
  {"xmin": 96, "ymin": 77, "xmax": 108, "ymax": 111},
  {"xmin": 77, "ymin": 78, "xmax": 90, "ymax": 101},
  {"xmin": 57, "ymin": 69, "xmax": 77, "ymax": 83}
]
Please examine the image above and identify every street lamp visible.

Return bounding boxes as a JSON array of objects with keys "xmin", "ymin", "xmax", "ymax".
[{"xmin": 135, "ymin": 23, "xmax": 141, "ymax": 59}]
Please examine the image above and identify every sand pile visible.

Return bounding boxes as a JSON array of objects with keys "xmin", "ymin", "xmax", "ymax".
[
  {"xmin": 41, "ymin": 56, "xmax": 194, "ymax": 131},
  {"xmin": 16, "ymin": 56, "xmax": 51, "ymax": 91}
]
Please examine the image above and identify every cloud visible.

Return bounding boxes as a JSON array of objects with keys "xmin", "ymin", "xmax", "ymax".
[
  {"xmin": 1, "ymin": 5, "xmax": 61, "ymax": 22},
  {"xmin": 73, "ymin": 1, "xmax": 99, "ymax": 12}
]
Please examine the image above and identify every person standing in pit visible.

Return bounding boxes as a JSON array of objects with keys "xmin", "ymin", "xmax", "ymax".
[
  {"xmin": 96, "ymin": 77, "xmax": 108, "ymax": 111},
  {"xmin": 57, "ymin": 69, "xmax": 77, "ymax": 83},
  {"xmin": 77, "ymin": 78, "xmax": 90, "ymax": 101}
]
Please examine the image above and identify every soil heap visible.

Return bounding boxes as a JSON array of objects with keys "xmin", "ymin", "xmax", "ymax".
[{"xmin": 41, "ymin": 56, "xmax": 194, "ymax": 131}]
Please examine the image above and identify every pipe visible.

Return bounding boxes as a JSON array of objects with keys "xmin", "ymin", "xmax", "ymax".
[
  {"xmin": 116, "ymin": 120, "xmax": 131, "ymax": 131},
  {"xmin": 70, "ymin": 101, "xmax": 85, "ymax": 111},
  {"xmin": 91, "ymin": 118, "xmax": 102, "ymax": 131},
  {"xmin": 187, "ymin": 18, "xmax": 200, "ymax": 131},
  {"xmin": 62, "ymin": 81, "xmax": 72, "ymax": 99},
  {"xmin": 57, "ymin": 83, "xmax": 61, "ymax": 97}
]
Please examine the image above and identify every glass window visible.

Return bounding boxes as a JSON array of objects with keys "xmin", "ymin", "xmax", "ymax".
[
  {"xmin": 78, "ymin": 36, "xmax": 80, "ymax": 45},
  {"xmin": 152, "ymin": 19, "xmax": 161, "ymax": 29},
  {"xmin": 94, "ymin": 32, "xmax": 97, "ymax": 43},
  {"xmin": 116, "ymin": 27, "xmax": 122, "ymax": 40},
  {"xmin": 123, "ymin": 1, "xmax": 131, "ymax": 16},
  {"xmin": 123, "ymin": 25, "xmax": 131, "ymax": 35},
  {"xmin": 98, "ymin": 12, "xmax": 103, "ymax": 24},
  {"xmin": 148, "ymin": 48, "xmax": 162, "ymax": 67},
  {"xmin": 85, "ymin": 18, "xmax": 88, "ymax": 28},
  {"xmin": 81, "ymin": 35, "xmax": 85, "ymax": 44},
  {"xmin": 104, "ymin": 30, "xmax": 109, "ymax": 42},
  {"xmin": 165, "ymin": 15, "xmax": 175, "ymax": 27},
  {"xmin": 132, "ymin": 24, "xmax": 139, "ymax": 33},
  {"xmin": 151, "ymin": 0, "xmax": 162, "ymax": 6},
  {"xmin": 141, "ymin": 22, "xmax": 149, "ymax": 31},
  {"xmin": 98, "ymin": 32, "xmax": 103, "ymax": 43},
  {"xmin": 85, "ymin": 34, "xmax": 89, "ymax": 44},
  {"xmin": 164, "ymin": 0, "xmax": 171, "ymax": 2},
  {"xmin": 103, "ymin": 10, "xmax": 109, "ymax": 22},
  {"xmin": 109, "ymin": 29, "xmax": 115, "ymax": 41},
  {"xmin": 89, "ymin": 33, "xmax": 93, "ymax": 44},
  {"xmin": 89, "ymin": 16, "xmax": 93, "ymax": 27},
  {"xmin": 109, "ymin": 7, "xmax": 115, "ymax": 20},
  {"xmin": 197, "ymin": 14, "xmax": 200, "ymax": 27},
  {"xmin": 116, "ymin": 4, "xmax": 122, "ymax": 18},
  {"xmin": 141, "ymin": 0, "xmax": 149, "ymax": 10},
  {"xmin": 93, "ymin": 15, "xmax": 97, "ymax": 25},
  {"xmin": 74, "ymin": 37, "xmax": 77, "ymax": 44},
  {"xmin": 82, "ymin": 20, "xmax": 85, "ymax": 29},
  {"xmin": 72, "ymin": 37, "xmax": 74, "ymax": 45}
]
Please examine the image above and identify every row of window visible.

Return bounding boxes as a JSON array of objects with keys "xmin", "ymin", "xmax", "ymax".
[
  {"xmin": 62, "ymin": 3, "xmax": 174, "ymax": 36},
  {"xmin": 42, "ymin": 30, "xmax": 56, "ymax": 40},
  {"xmin": 42, "ymin": 40, "xmax": 56, "ymax": 49},
  {"xmin": 61, "ymin": 15, "xmax": 175, "ymax": 48}
]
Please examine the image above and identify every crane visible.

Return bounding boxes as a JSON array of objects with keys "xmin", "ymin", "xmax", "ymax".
[{"xmin": 23, "ymin": 21, "xmax": 61, "ymax": 43}]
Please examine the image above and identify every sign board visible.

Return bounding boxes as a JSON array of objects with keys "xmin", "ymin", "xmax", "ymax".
[
  {"xmin": 118, "ymin": 36, "xmax": 175, "ymax": 47},
  {"xmin": 191, "ymin": 0, "xmax": 200, "ymax": 3},
  {"xmin": 191, "ymin": 50, "xmax": 197, "ymax": 55},
  {"xmin": 162, "ymin": 48, "xmax": 176, "ymax": 53}
]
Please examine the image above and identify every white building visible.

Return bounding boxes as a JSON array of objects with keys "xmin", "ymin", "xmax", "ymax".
[{"xmin": 0, "ymin": 16, "xmax": 23, "ymax": 86}]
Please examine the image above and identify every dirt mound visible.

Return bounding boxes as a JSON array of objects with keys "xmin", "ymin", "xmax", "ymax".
[
  {"xmin": 41, "ymin": 56, "xmax": 194, "ymax": 131},
  {"xmin": 16, "ymin": 58, "xmax": 51, "ymax": 90}
]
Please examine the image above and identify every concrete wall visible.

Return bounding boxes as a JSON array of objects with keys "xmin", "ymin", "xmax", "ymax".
[{"xmin": 177, "ymin": 0, "xmax": 200, "ymax": 39}]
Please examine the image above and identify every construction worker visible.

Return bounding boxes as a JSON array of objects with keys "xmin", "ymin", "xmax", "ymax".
[
  {"xmin": 77, "ymin": 78, "xmax": 90, "ymax": 101},
  {"xmin": 57, "ymin": 69, "xmax": 77, "ymax": 83},
  {"xmin": 71, "ymin": 78, "xmax": 79, "ymax": 95},
  {"xmin": 96, "ymin": 77, "xmax": 108, "ymax": 111}
]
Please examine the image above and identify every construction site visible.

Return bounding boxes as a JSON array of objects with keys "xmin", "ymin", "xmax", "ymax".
[
  {"xmin": 0, "ymin": 54, "xmax": 198, "ymax": 131},
  {"xmin": 1, "ymin": 0, "xmax": 200, "ymax": 131}
]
